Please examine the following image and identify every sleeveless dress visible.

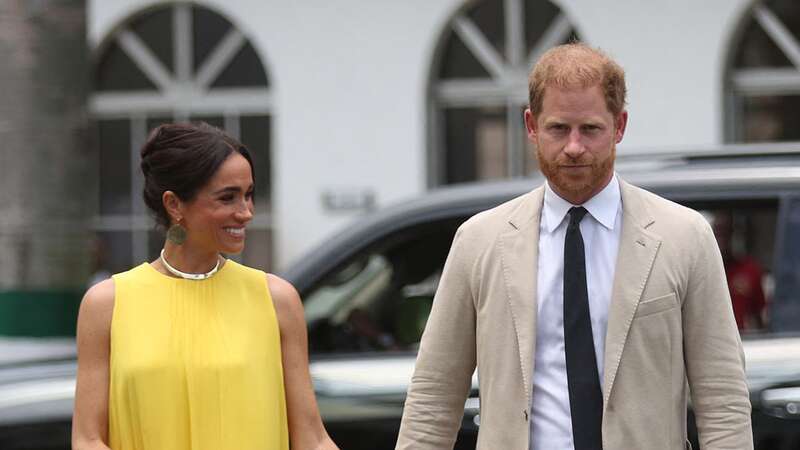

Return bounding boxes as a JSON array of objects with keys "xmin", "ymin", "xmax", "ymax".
[{"xmin": 108, "ymin": 260, "xmax": 289, "ymax": 450}]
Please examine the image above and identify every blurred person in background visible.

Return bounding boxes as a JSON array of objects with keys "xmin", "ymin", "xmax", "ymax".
[
  {"xmin": 72, "ymin": 123, "xmax": 338, "ymax": 450},
  {"xmin": 713, "ymin": 211, "xmax": 767, "ymax": 331}
]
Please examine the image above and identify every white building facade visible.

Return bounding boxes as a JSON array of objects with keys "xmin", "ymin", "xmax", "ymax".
[{"xmin": 87, "ymin": 0, "xmax": 800, "ymax": 270}]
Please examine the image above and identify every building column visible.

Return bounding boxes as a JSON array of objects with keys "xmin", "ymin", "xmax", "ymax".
[{"xmin": 0, "ymin": 0, "xmax": 92, "ymax": 335}]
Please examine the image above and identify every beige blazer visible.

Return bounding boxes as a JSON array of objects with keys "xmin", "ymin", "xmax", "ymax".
[{"xmin": 396, "ymin": 180, "xmax": 752, "ymax": 450}]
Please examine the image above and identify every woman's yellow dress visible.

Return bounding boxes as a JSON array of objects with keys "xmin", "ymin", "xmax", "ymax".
[{"xmin": 108, "ymin": 260, "xmax": 289, "ymax": 450}]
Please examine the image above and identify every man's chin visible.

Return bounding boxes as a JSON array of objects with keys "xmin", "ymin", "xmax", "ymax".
[
  {"xmin": 552, "ymin": 178, "xmax": 593, "ymax": 200},
  {"xmin": 551, "ymin": 168, "xmax": 614, "ymax": 201}
]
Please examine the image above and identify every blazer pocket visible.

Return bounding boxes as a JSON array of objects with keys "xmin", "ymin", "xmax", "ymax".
[{"xmin": 634, "ymin": 292, "xmax": 678, "ymax": 318}]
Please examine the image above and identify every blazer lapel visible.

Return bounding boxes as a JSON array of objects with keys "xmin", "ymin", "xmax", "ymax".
[
  {"xmin": 602, "ymin": 181, "xmax": 662, "ymax": 409},
  {"xmin": 499, "ymin": 187, "xmax": 544, "ymax": 402}
]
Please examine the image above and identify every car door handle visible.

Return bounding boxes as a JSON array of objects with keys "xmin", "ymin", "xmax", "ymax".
[
  {"xmin": 761, "ymin": 386, "xmax": 800, "ymax": 418},
  {"xmin": 464, "ymin": 396, "xmax": 480, "ymax": 426}
]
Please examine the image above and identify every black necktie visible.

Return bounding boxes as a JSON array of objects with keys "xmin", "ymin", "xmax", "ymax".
[{"xmin": 564, "ymin": 206, "xmax": 603, "ymax": 450}]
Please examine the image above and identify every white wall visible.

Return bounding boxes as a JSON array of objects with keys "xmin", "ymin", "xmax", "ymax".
[
  {"xmin": 558, "ymin": 0, "xmax": 753, "ymax": 150},
  {"xmin": 90, "ymin": 0, "xmax": 464, "ymax": 269},
  {"xmin": 230, "ymin": 1, "xmax": 464, "ymax": 269},
  {"xmin": 90, "ymin": 0, "xmax": 756, "ymax": 268}
]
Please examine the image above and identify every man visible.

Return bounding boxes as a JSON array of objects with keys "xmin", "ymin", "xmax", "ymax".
[{"xmin": 396, "ymin": 43, "xmax": 752, "ymax": 450}]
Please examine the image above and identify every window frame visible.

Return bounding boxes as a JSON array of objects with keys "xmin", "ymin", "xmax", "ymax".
[
  {"xmin": 90, "ymin": 3, "xmax": 274, "ymax": 269},
  {"xmin": 427, "ymin": 0, "xmax": 581, "ymax": 186},
  {"xmin": 725, "ymin": 1, "xmax": 800, "ymax": 143}
]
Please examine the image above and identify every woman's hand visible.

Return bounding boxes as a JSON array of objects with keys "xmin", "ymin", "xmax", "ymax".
[{"xmin": 269, "ymin": 274, "xmax": 341, "ymax": 450}]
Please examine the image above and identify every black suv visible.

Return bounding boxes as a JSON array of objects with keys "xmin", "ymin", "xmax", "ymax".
[
  {"xmin": 290, "ymin": 145, "xmax": 800, "ymax": 450},
  {"xmin": 3, "ymin": 146, "xmax": 800, "ymax": 449}
]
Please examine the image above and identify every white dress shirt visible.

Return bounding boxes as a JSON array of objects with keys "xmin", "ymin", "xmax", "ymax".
[{"xmin": 530, "ymin": 175, "xmax": 623, "ymax": 450}]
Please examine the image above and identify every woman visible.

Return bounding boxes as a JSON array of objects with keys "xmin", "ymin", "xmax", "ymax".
[{"xmin": 72, "ymin": 122, "xmax": 339, "ymax": 450}]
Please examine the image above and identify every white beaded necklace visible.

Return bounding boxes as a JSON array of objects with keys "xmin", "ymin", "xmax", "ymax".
[{"xmin": 160, "ymin": 249, "xmax": 220, "ymax": 280}]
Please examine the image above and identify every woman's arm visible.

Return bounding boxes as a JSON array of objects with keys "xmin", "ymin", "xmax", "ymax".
[
  {"xmin": 71, "ymin": 279, "xmax": 115, "ymax": 450},
  {"xmin": 268, "ymin": 274, "xmax": 339, "ymax": 450}
]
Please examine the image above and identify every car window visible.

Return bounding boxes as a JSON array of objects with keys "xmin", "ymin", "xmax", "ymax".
[
  {"xmin": 305, "ymin": 195, "xmax": 795, "ymax": 356},
  {"xmin": 304, "ymin": 255, "xmax": 393, "ymax": 326},
  {"xmin": 771, "ymin": 195, "xmax": 800, "ymax": 333},
  {"xmin": 306, "ymin": 222, "xmax": 460, "ymax": 354}
]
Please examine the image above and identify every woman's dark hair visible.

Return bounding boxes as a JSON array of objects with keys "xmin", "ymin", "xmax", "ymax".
[{"xmin": 140, "ymin": 122, "xmax": 254, "ymax": 229}]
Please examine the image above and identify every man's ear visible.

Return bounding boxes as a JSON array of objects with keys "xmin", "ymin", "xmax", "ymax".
[
  {"xmin": 524, "ymin": 108, "xmax": 538, "ymax": 142},
  {"xmin": 162, "ymin": 191, "xmax": 183, "ymax": 224},
  {"xmin": 614, "ymin": 110, "xmax": 628, "ymax": 144}
]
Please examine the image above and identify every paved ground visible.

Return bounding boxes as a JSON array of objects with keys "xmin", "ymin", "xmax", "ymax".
[{"xmin": 0, "ymin": 337, "xmax": 76, "ymax": 365}]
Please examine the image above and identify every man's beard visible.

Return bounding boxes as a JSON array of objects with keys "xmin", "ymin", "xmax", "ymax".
[{"xmin": 536, "ymin": 145, "xmax": 616, "ymax": 202}]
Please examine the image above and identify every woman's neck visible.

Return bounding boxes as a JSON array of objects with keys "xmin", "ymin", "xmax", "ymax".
[{"xmin": 160, "ymin": 242, "xmax": 222, "ymax": 275}]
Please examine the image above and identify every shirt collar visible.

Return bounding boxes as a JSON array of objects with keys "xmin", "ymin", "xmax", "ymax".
[{"xmin": 542, "ymin": 173, "xmax": 621, "ymax": 233}]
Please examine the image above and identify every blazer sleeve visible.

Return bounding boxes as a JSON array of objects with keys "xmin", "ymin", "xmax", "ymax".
[
  {"xmin": 683, "ymin": 216, "xmax": 754, "ymax": 449},
  {"xmin": 395, "ymin": 225, "xmax": 478, "ymax": 450}
]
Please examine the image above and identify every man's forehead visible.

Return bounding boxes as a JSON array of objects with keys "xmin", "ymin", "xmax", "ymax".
[{"xmin": 537, "ymin": 85, "xmax": 614, "ymax": 116}]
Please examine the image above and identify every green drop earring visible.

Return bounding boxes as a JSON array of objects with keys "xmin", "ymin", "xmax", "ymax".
[{"xmin": 167, "ymin": 219, "xmax": 187, "ymax": 245}]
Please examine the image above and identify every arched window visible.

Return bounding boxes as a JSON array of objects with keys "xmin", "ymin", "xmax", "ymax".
[
  {"xmin": 91, "ymin": 3, "xmax": 273, "ymax": 273},
  {"xmin": 727, "ymin": 0, "xmax": 800, "ymax": 142},
  {"xmin": 429, "ymin": 0, "xmax": 579, "ymax": 185}
]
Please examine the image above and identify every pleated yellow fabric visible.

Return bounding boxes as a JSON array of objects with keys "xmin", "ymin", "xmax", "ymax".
[{"xmin": 109, "ymin": 260, "xmax": 289, "ymax": 450}]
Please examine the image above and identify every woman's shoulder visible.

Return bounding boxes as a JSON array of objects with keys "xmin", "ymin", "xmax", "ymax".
[
  {"xmin": 79, "ymin": 277, "xmax": 115, "ymax": 328},
  {"xmin": 85, "ymin": 277, "xmax": 115, "ymax": 303},
  {"xmin": 112, "ymin": 262, "xmax": 152, "ymax": 281},
  {"xmin": 217, "ymin": 258, "xmax": 267, "ymax": 281},
  {"xmin": 265, "ymin": 274, "xmax": 303, "ymax": 326},
  {"xmin": 265, "ymin": 273, "xmax": 298, "ymax": 299}
]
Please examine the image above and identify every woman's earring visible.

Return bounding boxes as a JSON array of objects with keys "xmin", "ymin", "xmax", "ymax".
[{"xmin": 167, "ymin": 220, "xmax": 187, "ymax": 245}]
